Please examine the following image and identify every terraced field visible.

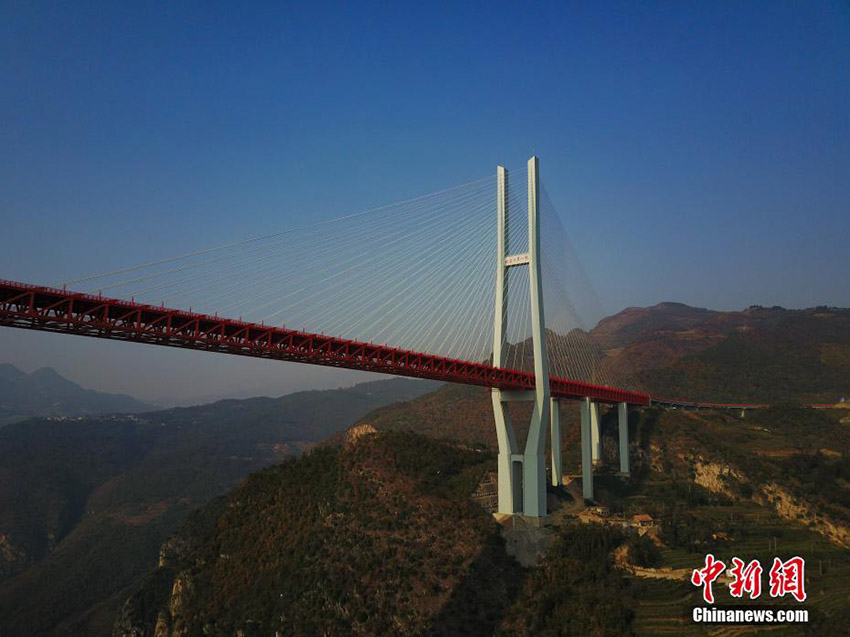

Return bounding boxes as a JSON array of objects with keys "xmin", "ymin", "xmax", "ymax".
[
  {"xmin": 625, "ymin": 487, "xmax": 850, "ymax": 634},
  {"xmin": 578, "ymin": 406, "xmax": 850, "ymax": 634}
]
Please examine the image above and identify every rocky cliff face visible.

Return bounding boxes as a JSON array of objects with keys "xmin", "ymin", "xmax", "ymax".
[
  {"xmin": 674, "ymin": 452, "xmax": 850, "ymax": 549},
  {"xmin": 112, "ymin": 507, "xmax": 218, "ymax": 637},
  {"xmin": 689, "ymin": 456, "xmax": 744, "ymax": 499},
  {"xmin": 757, "ymin": 483, "xmax": 850, "ymax": 548}
]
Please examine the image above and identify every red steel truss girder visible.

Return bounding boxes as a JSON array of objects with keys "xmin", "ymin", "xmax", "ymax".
[{"xmin": 0, "ymin": 279, "xmax": 651, "ymax": 406}]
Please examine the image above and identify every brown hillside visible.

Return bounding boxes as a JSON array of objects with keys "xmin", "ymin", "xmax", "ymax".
[{"xmin": 592, "ymin": 304, "xmax": 850, "ymax": 402}]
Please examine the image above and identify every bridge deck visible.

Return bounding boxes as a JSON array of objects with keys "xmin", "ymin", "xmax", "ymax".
[{"xmin": 0, "ymin": 279, "xmax": 651, "ymax": 406}]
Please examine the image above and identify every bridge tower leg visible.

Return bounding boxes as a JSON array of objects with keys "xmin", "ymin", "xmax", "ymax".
[
  {"xmin": 580, "ymin": 397, "xmax": 594, "ymax": 500},
  {"xmin": 590, "ymin": 400, "xmax": 601, "ymax": 465},
  {"xmin": 550, "ymin": 397, "xmax": 562, "ymax": 486},
  {"xmin": 491, "ymin": 157, "xmax": 551, "ymax": 518},
  {"xmin": 491, "ymin": 165, "xmax": 521, "ymax": 514},
  {"xmin": 618, "ymin": 402, "xmax": 630, "ymax": 475},
  {"xmin": 523, "ymin": 156, "xmax": 551, "ymax": 517}
]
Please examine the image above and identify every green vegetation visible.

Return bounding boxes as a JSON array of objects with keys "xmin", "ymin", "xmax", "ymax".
[
  {"xmin": 784, "ymin": 452, "xmax": 850, "ymax": 508},
  {"xmin": 117, "ymin": 431, "xmax": 521, "ymax": 636},
  {"xmin": 120, "ymin": 434, "xmax": 664, "ymax": 636},
  {"xmin": 627, "ymin": 535, "xmax": 661, "ymax": 568},
  {"xmin": 583, "ymin": 405, "xmax": 850, "ymax": 636},
  {"xmin": 500, "ymin": 525, "xmax": 635, "ymax": 636}
]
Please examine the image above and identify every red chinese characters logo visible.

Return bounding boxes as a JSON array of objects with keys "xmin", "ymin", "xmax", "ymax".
[
  {"xmin": 691, "ymin": 554, "xmax": 726, "ymax": 603},
  {"xmin": 691, "ymin": 555, "xmax": 807, "ymax": 603},
  {"xmin": 729, "ymin": 557, "xmax": 763, "ymax": 599},
  {"xmin": 769, "ymin": 556, "xmax": 806, "ymax": 602}
]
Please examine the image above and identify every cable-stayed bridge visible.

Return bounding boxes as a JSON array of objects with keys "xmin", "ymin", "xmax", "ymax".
[{"xmin": 0, "ymin": 157, "xmax": 752, "ymax": 518}]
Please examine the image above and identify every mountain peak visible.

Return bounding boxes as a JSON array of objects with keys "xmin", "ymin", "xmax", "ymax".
[
  {"xmin": 29, "ymin": 366, "xmax": 68, "ymax": 380},
  {"xmin": 0, "ymin": 363, "xmax": 152, "ymax": 427},
  {"xmin": 0, "ymin": 363, "xmax": 25, "ymax": 382},
  {"xmin": 591, "ymin": 302, "xmax": 716, "ymax": 348},
  {"xmin": 650, "ymin": 301, "xmax": 711, "ymax": 312}
]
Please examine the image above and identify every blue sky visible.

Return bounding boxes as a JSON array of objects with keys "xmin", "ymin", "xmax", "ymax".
[{"xmin": 1, "ymin": 2, "xmax": 848, "ymax": 402}]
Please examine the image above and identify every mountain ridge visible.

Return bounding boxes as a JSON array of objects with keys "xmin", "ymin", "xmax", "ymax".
[
  {"xmin": 0, "ymin": 364, "xmax": 153, "ymax": 427},
  {"xmin": 590, "ymin": 303, "xmax": 850, "ymax": 403},
  {"xmin": 0, "ymin": 377, "xmax": 440, "ymax": 636}
]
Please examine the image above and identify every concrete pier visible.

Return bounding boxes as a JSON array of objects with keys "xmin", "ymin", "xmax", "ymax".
[
  {"xmin": 618, "ymin": 401, "xmax": 629, "ymax": 475},
  {"xmin": 550, "ymin": 397, "xmax": 562, "ymax": 486},
  {"xmin": 590, "ymin": 401, "xmax": 601, "ymax": 465},
  {"xmin": 580, "ymin": 397, "xmax": 594, "ymax": 500}
]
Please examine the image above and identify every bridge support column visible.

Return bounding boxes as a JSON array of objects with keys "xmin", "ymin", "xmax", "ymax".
[
  {"xmin": 580, "ymin": 397, "xmax": 594, "ymax": 500},
  {"xmin": 550, "ymin": 397, "xmax": 562, "ymax": 486},
  {"xmin": 590, "ymin": 400, "xmax": 601, "ymax": 465},
  {"xmin": 618, "ymin": 402, "xmax": 630, "ymax": 475},
  {"xmin": 491, "ymin": 158, "xmax": 550, "ymax": 518}
]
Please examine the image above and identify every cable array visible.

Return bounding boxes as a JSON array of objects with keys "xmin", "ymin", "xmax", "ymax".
[
  {"xmin": 64, "ymin": 175, "xmax": 499, "ymax": 364},
  {"xmin": 539, "ymin": 181, "xmax": 642, "ymax": 391},
  {"xmin": 62, "ymin": 164, "xmax": 640, "ymax": 391}
]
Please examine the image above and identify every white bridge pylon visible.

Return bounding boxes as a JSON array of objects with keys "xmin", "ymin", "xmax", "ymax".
[
  {"xmin": 491, "ymin": 157, "xmax": 550, "ymax": 517},
  {"xmin": 491, "ymin": 157, "xmax": 631, "ymax": 517}
]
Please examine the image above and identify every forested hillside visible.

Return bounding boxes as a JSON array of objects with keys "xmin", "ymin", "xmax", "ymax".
[
  {"xmin": 115, "ymin": 431, "xmax": 642, "ymax": 636},
  {"xmin": 0, "ymin": 378, "xmax": 437, "ymax": 636},
  {"xmin": 116, "ymin": 401, "xmax": 850, "ymax": 635}
]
